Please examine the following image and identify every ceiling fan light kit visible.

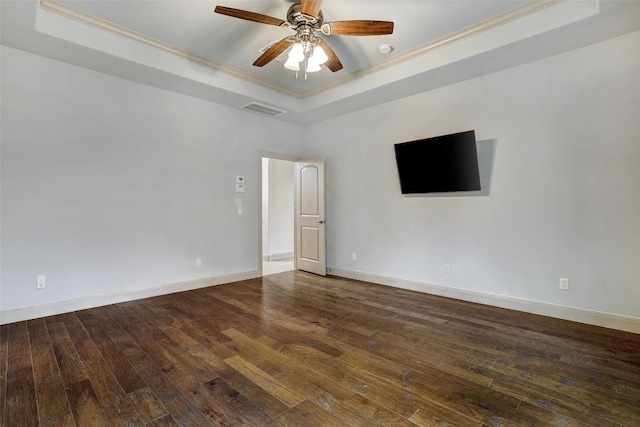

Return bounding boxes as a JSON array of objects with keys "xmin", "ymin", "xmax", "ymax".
[
  {"xmin": 286, "ymin": 25, "xmax": 329, "ymax": 79},
  {"xmin": 214, "ymin": 0, "xmax": 394, "ymax": 78},
  {"xmin": 284, "ymin": 41, "xmax": 327, "ymax": 77}
]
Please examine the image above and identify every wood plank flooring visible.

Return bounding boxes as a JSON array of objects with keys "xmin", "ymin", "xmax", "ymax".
[{"xmin": 1, "ymin": 271, "xmax": 639, "ymax": 426}]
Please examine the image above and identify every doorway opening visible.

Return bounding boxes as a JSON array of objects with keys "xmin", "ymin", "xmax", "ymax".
[{"xmin": 261, "ymin": 157, "xmax": 295, "ymax": 276}]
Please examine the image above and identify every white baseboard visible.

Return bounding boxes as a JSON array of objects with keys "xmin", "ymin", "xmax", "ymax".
[
  {"xmin": 327, "ymin": 267, "xmax": 640, "ymax": 334},
  {"xmin": 5, "ymin": 267, "xmax": 638, "ymax": 334},
  {"xmin": 264, "ymin": 252, "xmax": 294, "ymax": 262},
  {"xmin": 0, "ymin": 270, "xmax": 260, "ymax": 325}
]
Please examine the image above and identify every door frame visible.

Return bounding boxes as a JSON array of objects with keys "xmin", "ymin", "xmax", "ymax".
[{"xmin": 257, "ymin": 151, "xmax": 301, "ymax": 277}]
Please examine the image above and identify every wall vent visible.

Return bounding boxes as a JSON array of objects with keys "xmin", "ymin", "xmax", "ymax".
[{"xmin": 241, "ymin": 102, "xmax": 287, "ymax": 117}]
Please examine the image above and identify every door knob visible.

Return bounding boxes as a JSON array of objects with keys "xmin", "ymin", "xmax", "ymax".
[{"xmin": 318, "ymin": 220, "xmax": 326, "ymax": 224}]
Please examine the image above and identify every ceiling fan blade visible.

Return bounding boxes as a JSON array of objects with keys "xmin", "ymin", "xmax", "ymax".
[
  {"xmin": 322, "ymin": 20, "xmax": 394, "ymax": 36},
  {"xmin": 317, "ymin": 39, "xmax": 343, "ymax": 72},
  {"xmin": 214, "ymin": 6, "xmax": 286, "ymax": 27},
  {"xmin": 253, "ymin": 37, "xmax": 293, "ymax": 67},
  {"xmin": 300, "ymin": 0, "xmax": 322, "ymax": 18}
]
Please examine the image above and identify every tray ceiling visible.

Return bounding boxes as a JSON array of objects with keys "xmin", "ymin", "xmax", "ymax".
[{"xmin": 2, "ymin": 0, "xmax": 639, "ymax": 124}]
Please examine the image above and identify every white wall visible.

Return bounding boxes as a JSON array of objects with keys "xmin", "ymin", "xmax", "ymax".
[
  {"xmin": 0, "ymin": 46, "xmax": 303, "ymax": 316},
  {"xmin": 2, "ymin": 31, "xmax": 639, "ymax": 330},
  {"xmin": 304, "ymin": 31, "xmax": 640, "ymax": 325}
]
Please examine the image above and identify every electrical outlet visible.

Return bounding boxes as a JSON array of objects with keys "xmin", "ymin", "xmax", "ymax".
[
  {"xmin": 196, "ymin": 258, "xmax": 202, "ymax": 268},
  {"xmin": 444, "ymin": 263, "xmax": 452, "ymax": 275},
  {"xmin": 352, "ymin": 253, "xmax": 357, "ymax": 261},
  {"xmin": 559, "ymin": 278, "xmax": 569, "ymax": 290},
  {"xmin": 36, "ymin": 275, "xmax": 46, "ymax": 289}
]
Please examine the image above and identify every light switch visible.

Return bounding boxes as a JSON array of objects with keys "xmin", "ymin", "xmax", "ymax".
[
  {"xmin": 237, "ymin": 206, "xmax": 243, "ymax": 215},
  {"xmin": 235, "ymin": 183, "xmax": 245, "ymax": 193},
  {"xmin": 235, "ymin": 198, "xmax": 243, "ymax": 206}
]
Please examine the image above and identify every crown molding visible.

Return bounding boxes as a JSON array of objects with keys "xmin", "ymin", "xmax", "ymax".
[
  {"xmin": 39, "ymin": 0, "xmax": 302, "ymax": 99},
  {"xmin": 39, "ymin": 0, "xmax": 574, "ymax": 102},
  {"xmin": 301, "ymin": 0, "xmax": 565, "ymax": 98}
]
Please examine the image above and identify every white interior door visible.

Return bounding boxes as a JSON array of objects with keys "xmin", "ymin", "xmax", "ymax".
[{"xmin": 295, "ymin": 158, "xmax": 326, "ymax": 276}]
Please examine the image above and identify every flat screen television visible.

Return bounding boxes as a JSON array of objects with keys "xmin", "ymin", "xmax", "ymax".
[{"xmin": 394, "ymin": 130, "xmax": 481, "ymax": 194}]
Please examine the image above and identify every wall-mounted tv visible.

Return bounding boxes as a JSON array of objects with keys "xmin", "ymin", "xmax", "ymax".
[{"xmin": 394, "ymin": 130, "xmax": 481, "ymax": 194}]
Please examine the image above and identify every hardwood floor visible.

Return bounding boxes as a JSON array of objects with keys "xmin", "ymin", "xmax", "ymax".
[{"xmin": 1, "ymin": 271, "xmax": 639, "ymax": 426}]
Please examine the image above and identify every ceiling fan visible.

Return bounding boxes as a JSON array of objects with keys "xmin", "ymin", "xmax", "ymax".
[{"xmin": 214, "ymin": 0, "xmax": 394, "ymax": 74}]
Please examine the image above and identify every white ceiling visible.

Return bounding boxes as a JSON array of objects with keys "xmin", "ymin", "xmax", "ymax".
[
  {"xmin": 55, "ymin": 0, "xmax": 528, "ymax": 93},
  {"xmin": 2, "ymin": 0, "xmax": 639, "ymax": 124}
]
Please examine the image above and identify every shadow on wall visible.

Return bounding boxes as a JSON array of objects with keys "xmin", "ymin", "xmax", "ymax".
[{"xmin": 405, "ymin": 138, "xmax": 497, "ymax": 198}]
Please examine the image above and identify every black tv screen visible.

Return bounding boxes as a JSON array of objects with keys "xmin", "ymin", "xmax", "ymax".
[{"xmin": 394, "ymin": 130, "xmax": 481, "ymax": 194}]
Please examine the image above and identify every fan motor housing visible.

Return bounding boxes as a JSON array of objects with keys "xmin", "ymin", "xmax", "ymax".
[{"xmin": 287, "ymin": 3, "xmax": 323, "ymax": 29}]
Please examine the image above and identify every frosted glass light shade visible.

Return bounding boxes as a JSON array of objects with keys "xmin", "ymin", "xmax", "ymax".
[
  {"xmin": 284, "ymin": 56, "xmax": 300, "ymax": 71},
  {"xmin": 306, "ymin": 57, "xmax": 321, "ymax": 72},
  {"xmin": 311, "ymin": 45, "xmax": 328, "ymax": 64},
  {"xmin": 288, "ymin": 43, "xmax": 305, "ymax": 62}
]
